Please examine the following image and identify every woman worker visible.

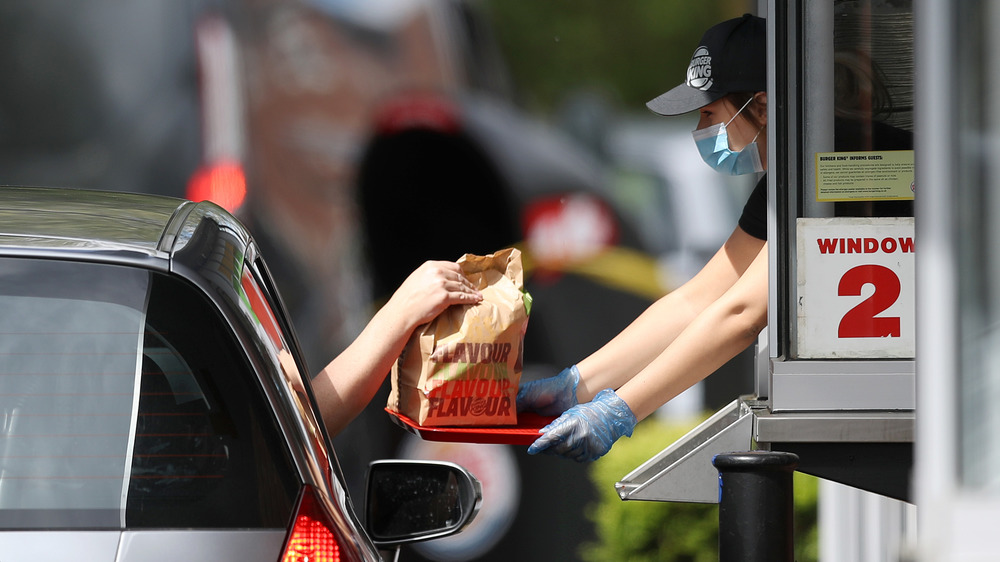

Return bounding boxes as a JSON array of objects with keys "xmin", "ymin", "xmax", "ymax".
[{"xmin": 518, "ymin": 14, "xmax": 769, "ymax": 462}]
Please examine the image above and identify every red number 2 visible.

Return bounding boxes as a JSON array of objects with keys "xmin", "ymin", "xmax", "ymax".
[{"xmin": 838, "ymin": 265, "xmax": 901, "ymax": 338}]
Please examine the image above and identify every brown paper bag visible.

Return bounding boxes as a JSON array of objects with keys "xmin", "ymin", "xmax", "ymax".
[{"xmin": 388, "ymin": 248, "xmax": 530, "ymax": 426}]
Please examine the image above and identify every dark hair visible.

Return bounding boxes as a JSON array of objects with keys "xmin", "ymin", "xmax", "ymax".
[
  {"xmin": 833, "ymin": 50, "xmax": 894, "ymax": 121},
  {"xmin": 724, "ymin": 92, "xmax": 766, "ymax": 130}
]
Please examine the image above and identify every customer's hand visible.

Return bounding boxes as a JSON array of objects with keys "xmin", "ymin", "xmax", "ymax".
[{"xmin": 384, "ymin": 260, "xmax": 482, "ymax": 331}]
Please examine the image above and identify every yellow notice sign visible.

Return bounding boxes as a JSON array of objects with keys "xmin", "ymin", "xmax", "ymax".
[{"xmin": 816, "ymin": 150, "xmax": 915, "ymax": 202}]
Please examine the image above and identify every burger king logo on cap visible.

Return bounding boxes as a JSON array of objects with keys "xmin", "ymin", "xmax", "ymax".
[{"xmin": 686, "ymin": 46, "xmax": 713, "ymax": 91}]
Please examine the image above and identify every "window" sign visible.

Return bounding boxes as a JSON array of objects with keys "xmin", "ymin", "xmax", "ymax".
[{"xmin": 796, "ymin": 217, "xmax": 915, "ymax": 358}]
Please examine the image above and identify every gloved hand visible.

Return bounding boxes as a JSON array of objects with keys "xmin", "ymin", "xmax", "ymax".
[
  {"xmin": 516, "ymin": 364, "xmax": 580, "ymax": 416},
  {"xmin": 527, "ymin": 388, "xmax": 637, "ymax": 462}
]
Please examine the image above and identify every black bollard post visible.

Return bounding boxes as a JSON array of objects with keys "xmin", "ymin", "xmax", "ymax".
[{"xmin": 712, "ymin": 451, "xmax": 799, "ymax": 562}]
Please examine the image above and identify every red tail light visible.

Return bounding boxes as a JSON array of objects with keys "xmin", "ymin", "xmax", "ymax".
[
  {"xmin": 186, "ymin": 160, "xmax": 247, "ymax": 212},
  {"xmin": 280, "ymin": 485, "xmax": 342, "ymax": 562}
]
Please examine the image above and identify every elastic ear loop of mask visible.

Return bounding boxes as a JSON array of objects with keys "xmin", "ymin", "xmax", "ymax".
[{"xmin": 727, "ymin": 96, "xmax": 764, "ymax": 147}]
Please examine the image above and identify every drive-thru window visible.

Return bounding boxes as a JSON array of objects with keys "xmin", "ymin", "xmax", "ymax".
[{"xmin": 615, "ymin": 0, "xmax": 917, "ymax": 549}]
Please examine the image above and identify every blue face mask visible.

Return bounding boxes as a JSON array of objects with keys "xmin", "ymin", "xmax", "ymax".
[{"xmin": 691, "ymin": 98, "xmax": 764, "ymax": 176}]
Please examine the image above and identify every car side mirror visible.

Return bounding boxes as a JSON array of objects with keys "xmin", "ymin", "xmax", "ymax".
[{"xmin": 364, "ymin": 460, "xmax": 482, "ymax": 548}]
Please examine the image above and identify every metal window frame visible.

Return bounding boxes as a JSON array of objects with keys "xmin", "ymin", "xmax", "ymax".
[{"xmin": 765, "ymin": 0, "xmax": 916, "ymax": 415}]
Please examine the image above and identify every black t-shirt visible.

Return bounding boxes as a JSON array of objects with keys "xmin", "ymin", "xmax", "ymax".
[{"xmin": 738, "ymin": 175, "xmax": 767, "ymax": 240}]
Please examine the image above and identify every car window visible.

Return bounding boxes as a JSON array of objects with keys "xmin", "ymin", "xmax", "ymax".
[
  {"xmin": 238, "ymin": 257, "xmax": 338, "ymax": 488},
  {"xmin": 0, "ymin": 258, "xmax": 298, "ymax": 530},
  {"xmin": 0, "ymin": 260, "xmax": 148, "ymax": 528}
]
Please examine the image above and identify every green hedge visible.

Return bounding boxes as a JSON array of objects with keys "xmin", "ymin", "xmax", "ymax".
[{"xmin": 581, "ymin": 416, "xmax": 819, "ymax": 562}]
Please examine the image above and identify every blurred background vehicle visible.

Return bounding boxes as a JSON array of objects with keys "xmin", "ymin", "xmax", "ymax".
[
  {"xmin": 0, "ymin": 0, "xmax": 752, "ymax": 560},
  {"xmin": 0, "ymin": 0, "xmax": 207, "ymax": 197}
]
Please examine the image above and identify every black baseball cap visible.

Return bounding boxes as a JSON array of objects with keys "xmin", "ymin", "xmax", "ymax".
[{"xmin": 647, "ymin": 14, "xmax": 766, "ymax": 116}]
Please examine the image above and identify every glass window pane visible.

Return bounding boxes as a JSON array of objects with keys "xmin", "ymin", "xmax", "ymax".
[
  {"xmin": 126, "ymin": 272, "xmax": 298, "ymax": 528},
  {"xmin": 791, "ymin": 1, "xmax": 917, "ymax": 361},
  {"xmin": 956, "ymin": 0, "xmax": 1000, "ymax": 491},
  {"xmin": 0, "ymin": 258, "xmax": 299, "ymax": 529},
  {"xmin": 831, "ymin": 0, "xmax": 914, "ymax": 219},
  {"xmin": 0, "ymin": 260, "xmax": 147, "ymax": 528}
]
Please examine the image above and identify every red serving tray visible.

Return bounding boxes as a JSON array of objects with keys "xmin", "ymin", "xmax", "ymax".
[{"xmin": 386, "ymin": 408, "xmax": 555, "ymax": 445}]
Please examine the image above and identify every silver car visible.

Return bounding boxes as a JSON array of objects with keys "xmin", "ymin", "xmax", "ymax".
[{"xmin": 0, "ymin": 186, "xmax": 480, "ymax": 561}]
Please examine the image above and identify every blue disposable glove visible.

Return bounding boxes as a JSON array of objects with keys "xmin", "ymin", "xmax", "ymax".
[
  {"xmin": 516, "ymin": 364, "xmax": 580, "ymax": 416},
  {"xmin": 527, "ymin": 388, "xmax": 637, "ymax": 462}
]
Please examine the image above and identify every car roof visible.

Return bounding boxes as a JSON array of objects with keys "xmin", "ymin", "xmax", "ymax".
[{"xmin": 0, "ymin": 186, "xmax": 246, "ymax": 263}]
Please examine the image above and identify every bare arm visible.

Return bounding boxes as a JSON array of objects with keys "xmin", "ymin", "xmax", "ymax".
[
  {"xmin": 575, "ymin": 227, "xmax": 765, "ymax": 401},
  {"xmin": 615, "ymin": 241, "xmax": 768, "ymax": 420},
  {"xmin": 312, "ymin": 261, "xmax": 482, "ymax": 436}
]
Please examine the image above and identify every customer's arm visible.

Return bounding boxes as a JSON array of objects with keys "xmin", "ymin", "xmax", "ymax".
[{"xmin": 313, "ymin": 261, "xmax": 481, "ymax": 435}]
